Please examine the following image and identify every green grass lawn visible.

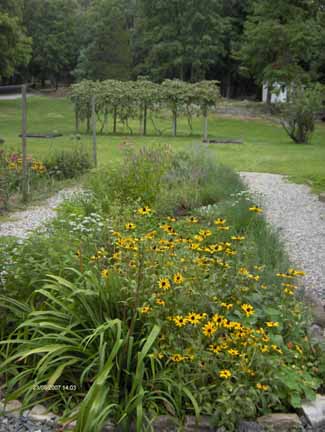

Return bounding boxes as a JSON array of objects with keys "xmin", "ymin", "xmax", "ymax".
[{"xmin": 1, "ymin": 95, "xmax": 325, "ymax": 192}]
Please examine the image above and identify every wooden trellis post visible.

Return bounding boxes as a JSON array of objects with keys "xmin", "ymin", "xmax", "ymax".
[
  {"xmin": 21, "ymin": 84, "xmax": 28, "ymax": 203},
  {"xmin": 91, "ymin": 95, "xmax": 97, "ymax": 168}
]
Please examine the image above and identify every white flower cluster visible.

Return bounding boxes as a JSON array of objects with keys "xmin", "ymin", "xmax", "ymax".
[
  {"xmin": 229, "ymin": 190, "xmax": 252, "ymax": 207},
  {"xmin": 63, "ymin": 212, "xmax": 106, "ymax": 236},
  {"xmin": 0, "ymin": 242, "xmax": 21, "ymax": 288}
]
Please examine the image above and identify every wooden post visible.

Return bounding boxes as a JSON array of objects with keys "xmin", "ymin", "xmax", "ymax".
[
  {"xmin": 143, "ymin": 104, "xmax": 147, "ymax": 136},
  {"xmin": 75, "ymin": 104, "xmax": 80, "ymax": 133},
  {"xmin": 91, "ymin": 95, "xmax": 97, "ymax": 167},
  {"xmin": 203, "ymin": 111, "xmax": 208, "ymax": 142},
  {"xmin": 113, "ymin": 107, "xmax": 117, "ymax": 133},
  {"xmin": 21, "ymin": 84, "xmax": 28, "ymax": 203},
  {"xmin": 172, "ymin": 110, "xmax": 177, "ymax": 137}
]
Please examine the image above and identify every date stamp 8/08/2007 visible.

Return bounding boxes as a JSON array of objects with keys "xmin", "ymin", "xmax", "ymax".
[{"xmin": 32, "ymin": 384, "xmax": 77, "ymax": 391}]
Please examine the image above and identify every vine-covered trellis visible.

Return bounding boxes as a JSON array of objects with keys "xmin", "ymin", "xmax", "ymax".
[{"xmin": 71, "ymin": 79, "xmax": 220, "ymax": 139}]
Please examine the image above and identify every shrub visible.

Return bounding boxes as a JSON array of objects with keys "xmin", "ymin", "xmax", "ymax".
[
  {"xmin": 279, "ymin": 83, "xmax": 324, "ymax": 144},
  {"xmin": 44, "ymin": 145, "xmax": 92, "ymax": 180}
]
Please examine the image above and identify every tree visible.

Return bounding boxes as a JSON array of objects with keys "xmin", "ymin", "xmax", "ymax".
[
  {"xmin": 279, "ymin": 83, "xmax": 324, "ymax": 144},
  {"xmin": 23, "ymin": 0, "xmax": 79, "ymax": 87},
  {"xmin": 74, "ymin": 0, "xmax": 132, "ymax": 81},
  {"xmin": 238, "ymin": 0, "xmax": 324, "ymax": 100},
  {"xmin": 0, "ymin": 0, "xmax": 31, "ymax": 80},
  {"xmin": 134, "ymin": 0, "xmax": 228, "ymax": 81}
]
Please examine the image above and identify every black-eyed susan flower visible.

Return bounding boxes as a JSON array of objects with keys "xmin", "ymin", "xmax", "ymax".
[
  {"xmin": 214, "ymin": 218, "xmax": 226, "ymax": 225},
  {"xmin": 170, "ymin": 354, "xmax": 186, "ymax": 362},
  {"xmin": 249, "ymin": 205, "xmax": 263, "ymax": 213},
  {"xmin": 188, "ymin": 216, "xmax": 199, "ymax": 224},
  {"xmin": 256, "ymin": 383, "xmax": 269, "ymax": 391},
  {"xmin": 202, "ymin": 321, "xmax": 216, "ymax": 337},
  {"xmin": 158, "ymin": 277, "xmax": 171, "ymax": 290},
  {"xmin": 167, "ymin": 216, "xmax": 177, "ymax": 222},
  {"xmin": 227, "ymin": 349, "xmax": 239, "ymax": 356},
  {"xmin": 231, "ymin": 235, "xmax": 245, "ymax": 241},
  {"xmin": 156, "ymin": 298, "xmax": 166, "ymax": 306},
  {"xmin": 125, "ymin": 222, "xmax": 136, "ymax": 230},
  {"xmin": 139, "ymin": 306, "xmax": 152, "ymax": 314},
  {"xmin": 101, "ymin": 269, "xmax": 109, "ymax": 279},
  {"xmin": 219, "ymin": 369, "xmax": 232, "ymax": 379},
  {"xmin": 186, "ymin": 312, "xmax": 201, "ymax": 325},
  {"xmin": 241, "ymin": 303, "xmax": 255, "ymax": 317},
  {"xmin": 173, "ymin": 315, "xmax": 187, "ymax": 327},
  {"xmin": 265, "ymin": 321, "xmax": 279, "ymax": 328},
  {"xmin": 137, "ymin": 206, "xmax": 152, "ymax": 215},
  {"xmin": 173, "ymin": 272, "xmax": 184, "ymax": 285}
]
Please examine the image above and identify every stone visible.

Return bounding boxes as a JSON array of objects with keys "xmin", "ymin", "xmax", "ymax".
[
  {"xmin": 237, "ymin": 420, "xmax": 264, "ymax": 431},
  {"xmin": 301, "ymin": 394, "xmax": 325, "ymax": 431},
  {"xmin": 2, "ymin": 399, "xmax": 22, "ymax": 417},
  {"xmin": 319, "ymin": 193, "xmax": 325, "ymax": 203},
  {"xmin": 309, "ymin": 324, "xmax": 325, "ymax": 344},
  {"xmin": 102, "ymin": 420, "xmax": 116, "ymax": 431},
  {"xmin": 152, "ymin": 415, "xmax": 179, "ymax": 431},
  {"xmin": 28, "ymin": 403, "xmax": 57, "ymax": 422},
  {"xmin": 184, "ymin": 415, "xmax": 215, "ymax": 431},
  {"xmin": 311, "ymin": 303, "xmax": 325, "ymax": 328},
  {"xmin": 257, "ymin": 413, "xmax": 302, "ymax": 431}
]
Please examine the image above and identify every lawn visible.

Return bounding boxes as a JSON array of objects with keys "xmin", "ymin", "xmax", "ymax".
[{"xmin": 1, "ymin": 95, "xmax": 325, "ymax": 192}]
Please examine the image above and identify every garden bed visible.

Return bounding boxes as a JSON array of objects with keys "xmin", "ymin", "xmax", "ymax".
[{"xmin": 0, "ymin": 145, "xmax": 324, "ymax": 432}]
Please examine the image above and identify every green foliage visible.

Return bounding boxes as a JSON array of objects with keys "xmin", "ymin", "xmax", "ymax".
[
  {"xmin": 73, "ymin": 0, "xmax": 132, "ymax": 81},
  {"xmin": 279, "ymin": 83, "xmax": 325, "ymax": 144},
  {"xmin": 23, "ymin": 0, "xmax": 79, "ymax": 85},
  {"xmin": 0, "ymin": 0, "xmax": 31, "ymax": 79},
  {"xmin": 44, "ymin": 145, "xmax": 92, "ymax": 179},
  {"xmin": 238, "ymin": 0, "xmax": 325, "ymax": 86}
]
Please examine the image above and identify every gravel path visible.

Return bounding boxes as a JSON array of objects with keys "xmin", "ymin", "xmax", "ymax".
[
  {"xmin": 0, "ymin": 188, "xmax": 81, "ymax": 239},
  {"xmin": 240, "ymin": 172, "xmax": 325, "ymax": 300}
]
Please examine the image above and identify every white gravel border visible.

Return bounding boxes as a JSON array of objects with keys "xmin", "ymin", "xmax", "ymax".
[
  {"xmin": 240, "ymin": 172, "xmax": 325, "ymax": 300},
  {"xmin": 0, "ymin": 188, "xmax": 80, "ymax": 239}
]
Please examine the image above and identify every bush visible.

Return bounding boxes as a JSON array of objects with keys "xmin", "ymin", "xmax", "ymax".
[
  {"xmin": 279, "ymin": 83, "xmax": 324, "ymax": 144},
  {"xmin": 44, "ymin": 145, "xmax": 92, "ymax": 180}
]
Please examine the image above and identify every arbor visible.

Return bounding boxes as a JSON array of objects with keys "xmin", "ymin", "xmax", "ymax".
[
  {"xmin": 238, "ymin": 0, "xmax": 324, "ymax": 99},
  {"xmin": 23, "ymin": 0, "xmax": 79, "ymax": 86},
  {"xmin": 134, "ymin": 0, "xmax": 228, "ymax": 81},
  {"xmin": 74, "ymin": 0, "xmax": 132, "ymax": 81},
  {"xmin": 0, "ymin": 0, "xmax": 31, "ymax": 80}
]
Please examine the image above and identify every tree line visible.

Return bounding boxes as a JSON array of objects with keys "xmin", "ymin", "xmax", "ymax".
[{"xmin": 1, "ymin": 0, "xmax": 325, "ymax": 98}]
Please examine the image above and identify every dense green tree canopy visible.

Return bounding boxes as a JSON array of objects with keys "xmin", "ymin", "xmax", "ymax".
[{"xmin": 0, "ymin": 0, "xmax": 31, "ymax": 80}]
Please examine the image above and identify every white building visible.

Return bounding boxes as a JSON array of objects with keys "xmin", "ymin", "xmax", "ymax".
[{"xmin": 262, "ymin": 82, "xmax": 288, "ymax": 103}]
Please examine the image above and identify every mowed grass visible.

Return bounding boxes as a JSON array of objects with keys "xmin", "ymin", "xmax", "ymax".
[{"xmin": 1, "ymin": 95, "xmax": 325, "ymax": 192}]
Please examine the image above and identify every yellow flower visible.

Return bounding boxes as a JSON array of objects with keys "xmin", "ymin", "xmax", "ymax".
[
  {"xmin": 220, "ymin": 302, "xmax": 233, "ymax": 310},
  {"xmin": 158, "ymin": 277, "xmax": 171, "ymax": 290},
  {"xmin": 214, "ymin": 218, "xmax": 226, "ymax": 225},
  {"xmin": 288, "ymin": 268, "xmax": 305, "ymax": 277},
  {"xmin": 266, "ymin": 321, "xmax": 279, "ymax": 328},
  {"xmin": 260, "ymin": 345, "xmax": 269, "ymax": 353},
  {"xmin": 219, "ymin": 369, "xmax": 232, "ymax": 379},
  {"xmin": 137, "ymin": 206, "xmax": 152, "ymax": 215},
  {"xmin": 227, "ymin": 349, "xmax": 239, "ymax": 356},
  {"xmin": 156, "ymin": 298, "xmax": 166, "ymax": 306},
  {"xmin": 199, "ymin": 229, "xmax": 212, "ymax": 238},
  {"xmin": 112, "ymin": 251, "xmax": 122, "ymax": 261},
  {"xmin": 209, "ymin": 344, "xmax": 223, "ymax": 354},
  {"xmin": 173, "ymin": 316, "xmax": 187, "ymax": 327},
  {"xmin": 202, "ymin": 321, "xmax": 216, "ymax": 337},
  {"xmin": 271, "ymin": 344, "xmax": 283, "ymax": 355},
  {"xmin": 101, "ymin": 269, "xmax": 109, "ymax": 279},
  {"xmin": 125, "ymin": 222, "xmax": 136, "ymax": 230},
  {"xmin": 256, "ymin": 383, "xmax": 269, "ymax": 391},
  {"xmin": 188, "ymin": 216, "xmax": 199, "ymax": 224},
  {"xmin": 167, "ymin": 216, "xmax": 177, "ymax": 222},
  {"xmin": 186, "ymin": 312, "xmax": 201, "ymax": 325},
  {"xmin": 217, "ymin": 226, "xmax": 230, "ymax": 231},
  {"xmin": 212, "ymin": 314, "xmax": 225, "ymax": 327},
  {"xmin": 173, "ymin": 272, "xmax": 184, "ymax": 285},
  {"xmin": 139, "ymin": 306, "xmax": 151, "ymax": 314},
  {"xmin": 170, "ymin": 354, "xmax": 186, "ymax": 362},
  {"xmin": 241, "ymin": 303, "xmax": 255, "ymax": 317},
  {"xmin": 249, "ymin": 206, "xmax": 263, "ymax": 213},
  {"xmin": 231, "ymin": 235, "xmax": 245, "ymax": 241}
]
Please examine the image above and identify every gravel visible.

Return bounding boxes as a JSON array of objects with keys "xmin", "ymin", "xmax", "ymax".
[
  {"xmin": 0, "ymin": 188, "xmax": 82, "ymax": 239},
  {"xmin": 240, "ymin": 172, "xmax": 325, "ymax": 300},
  {"xmin": 0, "ymin": 416, "xmax": 56, "ymax": 432}
]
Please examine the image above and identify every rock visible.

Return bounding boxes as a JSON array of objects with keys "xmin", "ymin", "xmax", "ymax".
[
  {"xmin": 29, "ymin": 403, "xmax": 57, "ymax": 422},
  {"xmin": 311, "ymin": 303, "xmax": 325, "ymax": 328},
  {"xmin": 2, "ymin": 399, "xmax": 22, "ymax": 417},
  {"xmin": 301, "ymin": 394, "xmax": 325, "ymax": 431},
  {"xmin": 102, "ymin": 420, "xmax": 116, "ymax": 431},
  {"xmin": 152, "ymin": 415, "xmax": 179, "ymax": 431},
  {"xmin": 237, "ymin": 420, "xmax": 264, "ymax": 431},
  {"xmin": 257, "ymin": 413, "xmax": 302, "ymax": 431},
  {"xmin": 309, "ymin": 324, "xmax": 325, "ymax": 344},
  {"xmin": 319, "ymin": 193, "xmax": 325, "ymax": 203},
  {"xmin": 184, "ymin": 415, "xmax": 215, "ymax": 431}
]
